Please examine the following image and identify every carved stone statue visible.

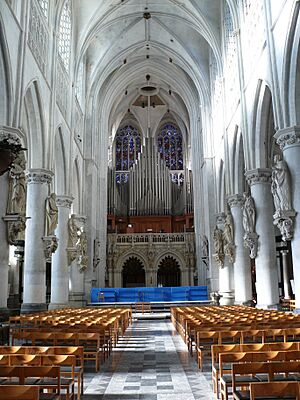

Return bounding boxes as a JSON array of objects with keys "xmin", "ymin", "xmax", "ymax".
[
  {"xmin": 223, "ymin": 212, "xmax": 235, "ymax": 263},
  {"xmin": 76, "ymin": 227, "xmax": 88, "ymax": 272},
  {"xmin": 43, "ymin": 235, "xmax": 59, "ymax": 262},
  {"xmin": 7, "ymin": 152, "xmax": 26, "ymax": 215},
  {"xmin": 242, "ymin": 193, "xmax": 256, "ymax": 234},
  {"xmin": 213, "ymin": 225, "xmax": 224, "ymax": 267},
  {"xmin": 201, "ymin": 234, "xmax": 209, "ymax": 259},
  {"xmin": 271, "ymin": 154, "xmax": 292, "ymax": 214},
  {"xmin": 45, "ymin": 193, "xmax": 58, "ymax": 235},
  {"xmin": 8, "ymin": 217, "xmax": 26, "ymax": 245},
  {"xmin": 68, "ymin": 214, "xmax": 78, "ymax": 248},
  {"xmin": 242, "ymin": 192, "xmax": 258, "ymax": 259}
]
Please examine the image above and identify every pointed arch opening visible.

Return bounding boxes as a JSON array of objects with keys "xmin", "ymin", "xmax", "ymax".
[
  {"xmin": 157, "ymin": 256, "xmax": 181, "ymax": 287},
  {"xmin": 122, "ymin": 256, "xmax": 145, "ymax": 288}
]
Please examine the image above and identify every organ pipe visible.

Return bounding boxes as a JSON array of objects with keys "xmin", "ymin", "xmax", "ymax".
[{"xmin": 107, "ymin": 138, "xmax": 194, "ymax": 217}]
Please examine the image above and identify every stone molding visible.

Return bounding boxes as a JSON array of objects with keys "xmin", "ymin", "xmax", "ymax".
[
  {"xmin": 275, "ymin": 126, "xmax": 300, "ymax": 150},
  {"xmin": 25, "ymin": 168, "xmax": 53, "ymax": 185},
  {"xmin": 227, "ymin": 194, "xmax": 244, "ymax": 208},
  {"xmin": 245, "ymin": 168, "xmax": 272, "ymax": 186},
  {"xmin": 56, "ymin": 195, "xmax": 73, "ymax": 208}
]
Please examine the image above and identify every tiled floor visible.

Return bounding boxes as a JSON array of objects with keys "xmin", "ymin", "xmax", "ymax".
[{"xmin": 82, "ymin": 318, "xmax": 214, "ymax": 400}]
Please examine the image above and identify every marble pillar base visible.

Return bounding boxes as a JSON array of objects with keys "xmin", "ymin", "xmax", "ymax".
[
  {"xmin": 219, "ymin": 291, "xmax": 235, "ymax": 305},
  {"xmin": 69, "ymin": 292, "xmax": 86, "ymax": 307},
  {"xmin": 256, "ymin": 303, "xmax": 280, "ymax": 310},
  {"xmin": 48, "ymin": 303, "xmax": 69, "ymax": 310},
  {"xmin": 235, "ymin": 300, "xmax": 255, "ymax": 307},
  {"xmin": 21, "ymin": 303, "xmax": 47, "ymax": 314}
]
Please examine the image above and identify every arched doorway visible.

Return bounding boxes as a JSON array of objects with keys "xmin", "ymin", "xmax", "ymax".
[
  {"xmin": 122, "ymin": 257, "xmax": 145, "ymax": 287},
  {"xmin": 157, "ymin": 256, "xmax": 181, "ymax": 287}
]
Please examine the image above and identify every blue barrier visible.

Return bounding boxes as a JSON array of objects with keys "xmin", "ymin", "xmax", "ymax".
[{"xmin": 90, "ymin": 286, "xmax": 208, "ymax": 303}]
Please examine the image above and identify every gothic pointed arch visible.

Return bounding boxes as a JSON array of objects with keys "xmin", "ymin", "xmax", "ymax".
[
  {"xmin": 157, "ymin": 255, "xmax": 181, "ymax": 287},
  {"xmin": 282, "ymin": 1, "xmax": 300, "ymax": 126},
  {"xmin": 121, "ymin": 256, "xmax": 145, "ymax": 288},
  {"xmin": 0, "ymin": 15, "xmax": 13, "ymax": 126},
  {"xmin": 21, "ymin": 80, "xmax": 46, "ymax": 168},
  {"xmin": 54, "ymin": 126, "xmax": 68, "ymax": 194}
]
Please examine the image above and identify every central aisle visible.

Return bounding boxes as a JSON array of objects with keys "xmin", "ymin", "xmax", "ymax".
[{"xmin": 83, "ymin": 318, "xmax": 214, "ymax": 400}]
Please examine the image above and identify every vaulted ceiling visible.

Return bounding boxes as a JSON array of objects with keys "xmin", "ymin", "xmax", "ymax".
[{"xmin": 73, "ymin": 0, "xmax": 223, "ymax": 137}]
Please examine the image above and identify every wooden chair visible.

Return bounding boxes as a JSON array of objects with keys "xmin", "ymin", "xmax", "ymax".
[
  {"xmin": 41, "ymin": 355, "xmax": 75, "ymax": 400},
  {"xmin": 0, "ymin": 385, "xmax": 40, "ymax": 400},
  {"xmin": 250, "ymin": 381, "xmax": 300, "ymax": 399}
]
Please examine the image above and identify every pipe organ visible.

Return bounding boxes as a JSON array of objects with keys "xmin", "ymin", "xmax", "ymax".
[{"xmin": 107, "ymin": 138, "xmax": 193, "ymax": 217}]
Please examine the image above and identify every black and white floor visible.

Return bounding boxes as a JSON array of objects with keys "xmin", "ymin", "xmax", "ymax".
[{"xmin": 82, "ymin": 318, "xmax": 214, "ymax": 400}]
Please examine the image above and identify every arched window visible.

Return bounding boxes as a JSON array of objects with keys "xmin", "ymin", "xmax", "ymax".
[
  {"xmin": 157, "ymin": 124, "xmax": 183, "ymax": 171},
  {"xmin": 115, "ymin": 125, "xmax": 141, "ymax": 184},
  {"xmin": 58, "ymin": 0, "xmax": 71, "ymax": 71},
  {"xmin": 38, "ymin": 0, "xmax": 48, "ymax": 18}
]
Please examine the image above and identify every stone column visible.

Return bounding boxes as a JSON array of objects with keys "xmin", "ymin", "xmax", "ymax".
[
  {"xmin": 0, "ymin": 172, "xmax": 10, "ymax": 314},
  {"xmin": 275, "ymin": 127, "xmax": 300, "ymax": 310},
  {"xmin": 68, "ymin": 215, "xmax": 86, "ymax": 307},
  {"xmin": 181, "ymin": 268, "xmax": 190, "ymax": 286},
  {"xmin": 114, "ymin": 271, "xmax": 122, "ymax": 288},
  {"xmin": 228, "ymin": 194, "xmax": 252, "ymax": 304},
  {"xmin": 281, "ymin": 250, "xmax": 292, "ymax": 300},
  {"xmin": 21, "ymin": 169, "xmax": 53, "ymax": 313},
  {"xmin": 48, "ymin": 196, "xmax": 73, "ymax": 310},
  {"xmin": 246, "ymin": 169, "xmax": 279, "ymax": 308}
]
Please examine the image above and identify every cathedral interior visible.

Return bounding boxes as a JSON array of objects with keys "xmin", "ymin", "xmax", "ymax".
[{"xmin": 1, "ymin": 1, "xmax": 300, "ymax": 398}]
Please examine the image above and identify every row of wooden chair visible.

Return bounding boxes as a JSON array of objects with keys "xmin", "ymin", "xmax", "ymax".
[
  {"xmin": 0, "ymin": 366, "xmax": 63, "ymax": 400},
  {"xmin": 211, "ymin": 342, "xmax": 300, "ymax": 397},
  {"xmin": 171, "ymin": 306, "xmax": 300, "ymax": 356},
  {"xmin": 0, "ymin": 346, "xmax": 84, "ymax": 399},
  {"xmin": 11, "ymin": 331, "xmax": 105, "ymax": 373}
]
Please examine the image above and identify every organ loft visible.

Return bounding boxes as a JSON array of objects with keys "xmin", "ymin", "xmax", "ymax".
[{"xmin": 106, "ymin": 87, "xmax": 196, "ymax": 289}]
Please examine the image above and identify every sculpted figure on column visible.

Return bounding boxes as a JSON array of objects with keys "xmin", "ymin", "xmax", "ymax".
[
  {"xmin": 271, "ymin": 154, "xmax": 292, "ymax": 213},
  {"xmin": 223, "ymin": 212, "xmax": 235, "ymax": 263},
  {"xmin": 213, "ymin": 226, "xmax": 224, "ymax": 267},
  {"xmin": 45, "ymin": 193, "xmax": 58, "ymax": 235},
  {"xmin": 201, "ymin": 234, "xmax": 209, "ymax": 259},
  {"xmin": 7, "ymin": 152, "xmax": 26, "ymax": 215},
  {"xmin": 242, "ymin": 192, "xmax": 258, "ymax": 258},
  {"xmin": 76, "ymin": 227, "xmax": 88, "ymax": 272},
  {"xmin": 242, "ymin": 193, "xmax": 255, "ymax": 234},
  {"xmin": 68, "ymin": 214, "xmax": 79, "ymax": 248}
]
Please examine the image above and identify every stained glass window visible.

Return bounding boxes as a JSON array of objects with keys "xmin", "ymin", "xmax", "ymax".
[
  {"xmin": 38, "ymin": 0, "xmax": 48, "ymax": 18},
  {"xmin": 157, "ymin": 124, "xmax": 183, "ymax": 171},
  {"xmin": 58, "ymin": 0, "xmax": 71, "ymax": 71},
  {"xmin": 115, "ymin": 125, "xmax": 141, "ymax": 183}
]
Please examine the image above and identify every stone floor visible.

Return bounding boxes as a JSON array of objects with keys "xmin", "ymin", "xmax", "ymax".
[{"xmin": 82, "ymin": 318, "xmax": 214, "ymax": 400}]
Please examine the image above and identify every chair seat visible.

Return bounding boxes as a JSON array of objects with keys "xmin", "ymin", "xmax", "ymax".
[
  {"xmin": 221, "ymin": 375, "xmax": 260, "ymax": 383},
  {"xmin": 60, "ymin": 366, "xmax": 82, "ymax": 373}
]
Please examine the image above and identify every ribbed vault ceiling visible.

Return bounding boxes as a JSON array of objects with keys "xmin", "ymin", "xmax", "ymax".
[{"xmin": 73, "ymin": 0, "xmax": 222, "ymax": 136}]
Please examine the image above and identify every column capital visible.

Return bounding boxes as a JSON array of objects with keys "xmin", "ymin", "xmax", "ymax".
[
  {"xmin": 275, "ymin": 126, "xmax": 300, "ymax": 150},
  {"xmin": 0, "ymin": 125, "xmax": 23, "ymax": 143},
  {"xmin": 245, "ymin": 168, "xmax": 272, "ymax": 186},
  {"xmin": 227, "ymin": 194, "xmax": 244, "ymax": 209},
  {"xmin": 56, "ymin": 195, "xmax": 73, "ymax": 208},
  {"xmin": 25, "ymin": 168, "xmax": 53, "ymax": 185}
]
